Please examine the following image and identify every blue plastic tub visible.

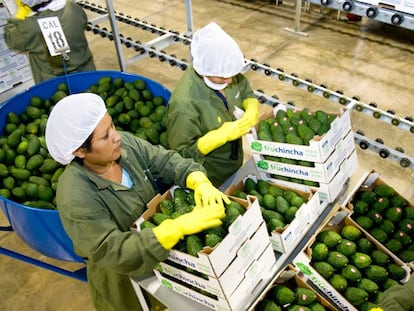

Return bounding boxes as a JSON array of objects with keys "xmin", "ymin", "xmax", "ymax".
[{"xmin": 0, "ymin": 70, "xmax": 171, "ymax": 262}]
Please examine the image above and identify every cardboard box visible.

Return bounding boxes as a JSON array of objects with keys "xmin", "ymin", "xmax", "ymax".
[
  {"xmin": 341, "ymin": 170, "xmax": 414, "ymax": 268},
  {"xmin": 255, "ymin": 264, "xmax": 336, "ymax": 310},
  {"xmin": 224, "ymin": 170, "xmax": 323, "ymax": 254},
  {"xmin": 154, "ymin": 243, "xmax": 276, "ymax": 311},
  {"xmin": 247, "ymin": 104, "xmax": 352, "ymax": 163},
  {"xmin": 262, "ymin": 149, "xmax": 358, "ymax": 203},
  {"xmin": 269, "ymin": 191, "xmax": 321, "ymax": 253},
  {"xmin": 293, "ymin": 210, "xmax": 411, "ymax": 310},
  {"xmin": 135, "ymin": 188, "xmax": 266, "ymax": 278},
  {"xmin": 155, "ymin": 221, "xmax": 272, "ymax": 299},
  {"xmin": 253, "ymin": 130, "xmax": 355, "ymax": 183}
]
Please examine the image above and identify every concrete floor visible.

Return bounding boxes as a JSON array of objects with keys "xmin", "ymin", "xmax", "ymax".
[{"xmin": 1, "ymin": 0, "xmax": 414, "ymax": 310}]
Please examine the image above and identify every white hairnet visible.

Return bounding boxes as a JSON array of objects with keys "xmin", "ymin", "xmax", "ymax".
[
  {"xmin": 22, "ymin": 0, "xmax": 66, "ymax": 11},
  {"xmin": 191, "ymin": 22, "xmax": 245, "ymax": 77},
  {"xmin": 21, "ymin": 0, "xmax": 48, "ymax": 7},
  {"xmin": 45, "ymin": 93, "xmax": 107, "ymax": 165}
]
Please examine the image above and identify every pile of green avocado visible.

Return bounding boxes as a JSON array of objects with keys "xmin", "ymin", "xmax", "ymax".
[
  {"xmin": 255, "ymin": 281, "xmax": 326, "ymax": 311},
  {"xmin": 140, "ymin": 187, "xmax": 246, "ymax": 256},
  {"xmin": 257, "ymin": 107, "xmax": 337, "ymax": 146},
  {"xmin": 0, "ymin": 76, "xmax": 168, "ymax": 209},
  {"xmin": 351, "ymin": 183, "xmax": 414, "ymax": 263},
  {"xmin": 231, "ymin": 177, "xmax": 307, "ymax": 234},
  {"xmin": 310, "ymin": 223, "xmax": 408, "ymax": 309}
]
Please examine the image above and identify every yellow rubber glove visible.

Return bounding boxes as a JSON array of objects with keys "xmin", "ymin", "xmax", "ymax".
[
  {"xmin": 15, "ymin": 0, "xmax": 32, "ymax": 19},
  {"xmin": 369, "ymin": 308, "xmax": 383, "ymax": 311},
  {"xmin": 152, "ymin": 204, "xmax": 225, "ymax": 249},
  {"xmin": 242, "ymin": 98, "xmax": 260, "ymax": 127},
  {"xmin": 186, "ymin": 171, "xmax": 230, "ymax": 208},
  {"xmin": 197, "ymin": 118, "xmax": 252, "ymax": 155}
]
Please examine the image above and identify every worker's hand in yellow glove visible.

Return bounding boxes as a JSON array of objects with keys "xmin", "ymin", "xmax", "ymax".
[
  {"xmin": 241, "ymin": 98, "xmax": 260, "ymax": 127},
  {"xmin": 197, "ymin": 118, "xmax": 252, "ymax": 155},
  {"xmin": 186, "ymin": 171, "xmax": 230, "ymax": 208},
  {"xmin": 152, "ymin": 203, "xmax": 225, "ymax": 249},
  {"xmin": 15, "ymin": 0, "xmax": 32, "ymax": 19}
]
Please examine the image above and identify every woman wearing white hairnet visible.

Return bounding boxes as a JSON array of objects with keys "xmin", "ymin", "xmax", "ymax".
[
  {"xmin": 4, "ymin": 0, "xmax": 95, "ymax": 83},
  {"xmin": 166, "ymin": 22, "xmax": 259, "ymax": 187},
  {"xmin": 45, "ymin": 93, "xmax": 229, "ymax": 311}
]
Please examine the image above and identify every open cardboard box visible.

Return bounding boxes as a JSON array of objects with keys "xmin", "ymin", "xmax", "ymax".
[
  {"xmin": 341, "ymin": 170, "xmax": 414, "ymax": 269},
  {"xmin": 225, "ymin": 173, "xmax": 322, "ymax": 254},
  {"xmin": 154, "ymin": 221, "xmax": 272, "ymax": 299},
  {"xmin": 293, "ymin": 209, "xmax": 411, "ymax": 311},
  {"xmin": 262, "ymin": 149, "xmax": 358, "ymax": 203},
  {"xmin": 246, "ymin": 104, "xmax": 352, "ymax": 163},
  {"xmin": 134, "ymin": 187, "xmax": 268, "ymax": 278},
  {"xmin": 253, "ymin": 130, "xmax": 355, "ymax": 183},
  {"xmin": 154, "ymin": 243, "xmax": 276, "ymax": 311},
  {"xmin": 254, "ymin": 264, "xmax": 337, "ymax": 310}
]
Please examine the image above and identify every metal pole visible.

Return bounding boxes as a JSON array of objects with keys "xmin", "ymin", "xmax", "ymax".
[
  {"xmin": 284, "ymin": 0, "xmax": 309, "ymax": 36},
  {"xmin": 105, "ymin": 0, "xmax": 126, "ymax": 71},
  {"xmin": 185, "ymin": 0, "xmax": 193, "ymax": 35}
]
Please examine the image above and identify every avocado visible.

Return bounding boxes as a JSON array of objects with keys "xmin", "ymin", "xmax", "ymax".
[
  {"xmin": 311, "ymin": 242, "xmax": 329, "ymax": 261},
  {"xmin": 359, "ymin": 191, "xmax": 377, "ymax": 205},
  {"xmin": 341, "ymin": 225, "xmax": 362, "ymax": 241},
  {"xmin": 308, "ymin": 301, "xmax": 326, "ymax": 311},
  {"xmin": 384, "ymin": 239, "xmax": 403, "ymax": 254},
  {"xmin": 393, "ymin": 229, "xmax": 412, "ymax": 245},
  {"xmin": 262, "ymin": 194, "xmax": 277, "ymax": 210},
  {"xmin": 365, "ymin": 265, "xmax": 389, "ymax": 282},
  {"xmin": 205, "ymin": 233, "xmax": 223, "ymax": 248},
  {"xmin": 399, "ymin": 250, "xmax": 414, "ymax": 262},
  {"xmin": 357, "ymin": 278, "xmax": 379, "ymax": 294},
  {"xmin": 255, "ymin": 299, "xmax": 282, "ymax": 311},
  {"xmin": 370, "ymin": 249, "xmax": 391, "ymax": 266},
  {"xmin": 367, "ymin": 210, "xmax": 384, "ymax": 225},
  {"xmin": 353, "ymin": 200, "xmax": 369, "ymax": 215},
  {"xmin": 373, "ymin": 184, "xmax": 395, "ymax": 198},
  {"xmin": 317, "ymin": 230, "xmax": 342, "ymax": 248},
  {"xmin": 271, "ymin": 284, "xmax": 295, "ymax": 305},
  {"xmin": 387, "ymin": 263, "xmax": 407, "ymax": 281},
  {"xmin": 369, "ymin": 228, "xmax": 389, "ymax": 244},
  {"xmin": 379, "ymin": 220, "xmax": 395, "ymax": 235},
  {"xmin": 341, "ymin": 265, "xmax": 362, "ymax": 282},
  {"xmin": 336, "ymin": 239, "xmax": 357, "ymax": 257},
  {"xmin": 295, "ymin": 287, "xmax": 317, "ymax": 306},
  {"xmin": 186, "ymin": 234, "xmax": 203, "ymax": 256},
  {"xmin": 355, "ymin": 216, "xmax": 374, "ymax": 231},
  {"xmin": 344, "ymin": 287, "xmax": 369, "ymax": 306},
  {"xmin": 385, "ymin": 207, "xmax": 404, "ymax": 223},
  {"xmin": 327, "ymin": 251, "xmax": 349, "ymax": 269},
  {"xmin": 352, "ymin": 252, "xmax": 372, "ymax": 269},
  {"xmin": 313, "ymin": 261, "xmax": 335, "ymax": 279},
  {"xmin": 329, "ymin": 274, "xmax": 348, "ymax": 292}
]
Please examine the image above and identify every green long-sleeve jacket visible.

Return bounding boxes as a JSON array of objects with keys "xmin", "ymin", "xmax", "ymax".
[
  {"xmin": 56, "ymin": 132, "xmax": 205, "ymax": 311},
  {"xmin": 166, "ymin": 65, "xmax": 255, "ymax": 187},
  {"xmin": 377, "ymin": 276, "xmax": 414, "ymax": 311},
  {"xmin": 4, "ymin": 1, "xmax": 95, "ymax": 84}
]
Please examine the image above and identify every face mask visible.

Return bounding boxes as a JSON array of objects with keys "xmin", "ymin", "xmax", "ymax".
[{"xmin": 203, "ymin": 76, "xmax": 228, "ymax": 90}]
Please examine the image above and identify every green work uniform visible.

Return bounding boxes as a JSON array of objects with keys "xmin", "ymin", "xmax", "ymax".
[
  {"xmin": 56, "ymin": 132, "xmax": 205, "ymax": 311},
  {"xmin": 378, "ymin": 276, "xmax": 414, "ymax": 311},
  {"xmin": 166, "ymin": 65, "xmax": 255, "ymax": 187},
  {"xmin": 4, "ymin": 1, "xmax": 95, "ymax": 84}
]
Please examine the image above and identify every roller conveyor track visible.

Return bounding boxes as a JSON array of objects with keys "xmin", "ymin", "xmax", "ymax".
[
  {"xmin": 78, "ymin": 1, "xmax": 413, "ymax": 169},
  {"xmin": 306, "ymin": 0, "xmax": 414, "ymax": 30}
]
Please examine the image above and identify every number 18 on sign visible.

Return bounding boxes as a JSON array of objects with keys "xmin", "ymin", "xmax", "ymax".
[{"xmin": 37, "ymin": 16, "xmax": 71, "ymax": 57}]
